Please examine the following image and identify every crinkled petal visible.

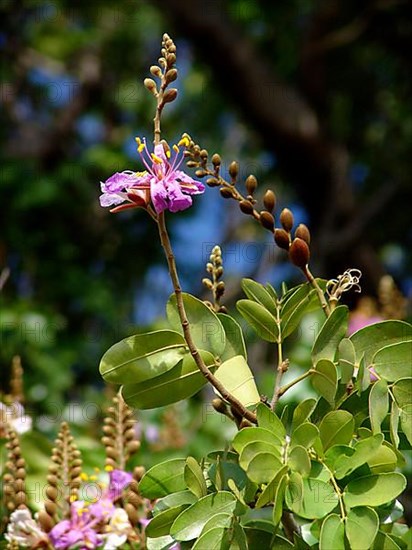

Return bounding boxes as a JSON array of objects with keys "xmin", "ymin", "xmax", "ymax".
[
  {"xmin": 103, "ymin": 171, "xmax": 144, "ymax": 193},
  {"xmin": 100, "ymin": 190, "xmax": 127, "ymax": 208},
  {"xmin": 166, "ymin": 178, "xmax": 193, "ymax": 212},
  {"xmin": 150, "ymin": 178, "xmax": 169, "ymax": 214},
  {"xmin": 154, "ymin": 144, "xmax": 169, "ymax": 165},
  {"xmin": 175, "ymin": 171, "xmax": 205, "ymax": 195}
]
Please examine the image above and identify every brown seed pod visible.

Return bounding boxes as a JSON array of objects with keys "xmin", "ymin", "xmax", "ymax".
[
  {"xmin": 143, "ymin": 78, "xmax": 157, "ymax": 95},
  {"xmin": 229, "ymin": 161, "xmax": 239, "ymax": 181},
  {"xmin": 260, "ymin": 211, "xmax": 275, "ymax": 231},
  {"xmin": 211, "ymin": 153, "xmax": 221, "ymax": 166},
  {"xmin": 165, "ymin": 69, "xmax": 177, "ymax": 83},
  {"xmin": 195, "ymin": 169, "xmax": 207, "ymax": 177},
  {"xmin": 206, "ymin": 177, "xmax": 220, "ymax": 187},
  {"xmin": 163, "ymin": 89, "xmax": 178, "ymax": 104},
  {"xmin": 289, "ymin": 237, "xmax": 310, "ymax": 268},
  {"xmin": 280, "ymin": 208, "xmax": 294, "ymax": 232},
  {"xmin": 212, "ymin": 398, "xmax": 228, "ymax": 415},
  {"xmin": 220, "ymin": 187, "xmax": 234, "ymax": 199},
  {"xmin": 274, "ymin": 228, "xmax": 290, "ymax": 250},
  {"xmin": 295, "ymin": 223, "xmax": 311, "ymax": 245},
  {"xmin": 150, "ymin": 65, "xmax": 162, "ymax": 77},
  {"xmin": 239, "ymin": 200, "xmax": 254, "ymax": 215},
  {"xmin": 245, "ymin": 175, "xmax": 257, "ymax": 195},
  {"xmin": 263, "ymin": 190, "xmax": 276, "ymax": 212}
]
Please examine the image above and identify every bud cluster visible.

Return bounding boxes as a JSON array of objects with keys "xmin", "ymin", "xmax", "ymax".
[
  {"xmin": 145, "ymin": 33, "xmax": 178, "ymax": 107},
  {"xmin": 202, "ymin": 245, "xmax": 227, "ymax": 313},
  {"xmin": 39, "ymin": 422, "xmax": 82, "ymax": 530},
  {"xmin": 2, "ymin": 426, "xmax": 27, "ymax": 517}
]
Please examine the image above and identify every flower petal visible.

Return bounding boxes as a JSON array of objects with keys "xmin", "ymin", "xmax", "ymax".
[{"xmin": 175, "ymin": 171, "xmax": 205, "ymax": 194}]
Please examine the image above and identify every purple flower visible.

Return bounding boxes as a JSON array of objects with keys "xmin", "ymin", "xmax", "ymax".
[
  {"xmin": 49, "ymin": 501, "xmax": 102, "ymax": 550},
  {"xmin": 99, "ymin": 137, "xmax": 204, "ymax": 214},
  {"xmin": 107, "ymin": 469, "xmax": 133, "ymax": 501}
]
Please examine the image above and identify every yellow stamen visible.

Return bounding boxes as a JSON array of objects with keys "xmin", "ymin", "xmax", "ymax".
[
  {"xmin": 105, "ymin": 465, "xmax": 114, "ymax": 472},
  {"xmin": 135, "ymin": 137, "xmax": 142, "ymax": 145},
  {"xmin": 173, "ymin": 144, "xmax": 179, "ymax": 153},
  {"xmin": 151, "ymin": 153, "xmax": 163, "ymax": 164},
  {"xmin": 89, "ymin": 475, "xmax": 97, "ymax": 481},
  {"xmin": 166, "ymin": 150, "xmax": 171, "ymax": 158},
  {"xmin": 94, "ymin": 467, "xmax": 100, "ymax": 473},
  {"xmin": 69, "ymin": 494, "xmax": 77, "ymax": 503},
  {"xmin": 80, "ymin": 472, "xmax": 89, "ymax": 481},
  {"xmin": 178, "ymin": 136, "xmax": 189, "ymax": 147},
  {"xmin": 137, "ymin": 143, "xmax": 145, "ymax": 153}
]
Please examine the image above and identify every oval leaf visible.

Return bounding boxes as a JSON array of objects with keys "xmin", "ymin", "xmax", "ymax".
[
  {"xmin": 236, "ymin": 299, "xmax": 279, "ymax": 342},
  {"xmin": 139, "ymin": 458, "xmax": 187, "ymax": 499},
  {"xmin": 185, "ymin": 457, "xmax": 207, "ymax": 499},
  {"xmin": 373, "ymin": 341, "xmax": 412, "ymax": 382},
  {"xmin": 319, "ymin": 410, "xmax": 355, "ymax": 451},
  {"xmin": 241, "ymin": 278, "xmax": 278, "ymax": 315},
  {"xmin": 319, "ymin": 514, "xmax": 345, "ymax": 550},
  {"xmin": 122, "ymin": 350, "xmax": 216, "ymax": 409},
  {"xmin": 256, "ymin": 402, "xmax": 286, "ymax": 439},
  {"xmin": 170, "ymin": 491, "xmax": 237, "ymax": 541},
  {"xmin": 392, "ymin": 378, "xmax": 412, "ymax": 409},
  {"xmin": 312, "ymin": 306, "xmax": 349, "ymax": 364},
  {"xmin": 369, "ymin": 379, "xmax": 389, "ymax": 434},
  {"xmin": 247, "ymin": 452, "xmax": 283, "ymax": 484},
  {"xmin": 343, "ymin": 472, "xmax": 407, "ymax": 508},
  {"xmin": 146, "ymin": 504, "xmax": 189, "ymax": 538},
  {"xmin": 287, "ymin": 475, "xmax": 339, "ymax": 519},
  {"xmin": 167, "ymin": 292, "xmax": 226, "ymax": 356},
  {"xmin": 345, "ymin": 506, "xmax": 379, "ymax": 550},
  {"xmin": 100, "ymin": 330, "xmax": 187, "ymax": 384},
  {"xmin": 232, "ymin": 427, "xmax": 283, "ymax": 455},
  {"xmin": 217, "ymin": 313, "xmax": 247, "ymax": 361},
  {"xmin": 214, "ymin": 355, "xmax": 260, "ymax": 407},
  {"xmin": 312, "ymin": 359, "xmax": 338, "ymax": 404}
]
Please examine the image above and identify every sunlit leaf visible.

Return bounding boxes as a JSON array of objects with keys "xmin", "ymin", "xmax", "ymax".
[
  {"xmin": 236, "ymin": 299, "xmax": 279, "ymax": 342},
  {"xmin": 312, "ymin": 359, "xmax": 338, "ymax": 404},
  {"xmin": 319, "ymin": 514, "xmax": 345, "ymax": 550},
  {"xmin": 241, "ymin": 278, "xmax": 278, "ymax": 315},
  {"xmin": 319, "ymin": 410, "xmax": 354, "ymax": 450},
  {"xmin": 369, "ymin": 379, "xmax": 389, "ymax": 434},
  {"xmin": 373, "ymin": 341, "xmax": 412, "ymax": 382},
  {"xmin": 350, "ymin": 321, "xmax": 412, "ymax": 365},
  {"xmin": 99, "ymin": 330, "xmax": 187, "ymax": 384},
  {"xmin": 167, "ymin": 292, "xmax": 226, "ymax": 356},
  {"xmin": 214, "ymin": 355, "xmax": 260, "ymax": 407},
  {"xmin": 139, "ymin": 459, "xmax": 187, "ymax": 499},
  {"xmin": 185, "ymin": 457, "xmax": 207, "ymax": 499},
  {"xmin": 343, "ymin": 472, "xmax": 406, "ymax": 508},
  {"xmin": 217, "ymin": 313, "xmax": 247, "ymax": 361},
  {"xmin": 256, "ymin": 402, "xmax": 286, "ymax": 439},
  {"xmin": 345, "ymin": 506, "xmax": 379, "ymax": 550}
]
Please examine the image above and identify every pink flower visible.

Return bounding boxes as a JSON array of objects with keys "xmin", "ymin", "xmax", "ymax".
[
  {"xmin": 49, "ymin": 501, "xmax": 102, "ymax": 550},
  {"xmin": 99, "ymin": 137, "xmax": 204, "ymax": 214}
]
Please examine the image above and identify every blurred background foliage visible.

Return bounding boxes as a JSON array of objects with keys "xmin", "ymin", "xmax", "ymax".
[{"xmin": 1, "ymin": 0, "xmax": 411, "ymax": 500}]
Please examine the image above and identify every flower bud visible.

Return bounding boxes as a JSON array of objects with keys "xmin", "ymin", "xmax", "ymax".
[
  {"xmin": 229, "ymin": 161, "xmax": 239, "ymax": 181},
  {"xmin": 165, "ymin": 69, "xmax": 177, "ymax": 83},
  {"xmin": 220, "ymin": 187, "xmax": 234, "ymax": 199},
  {"xmin": 211, "ymin": 153, "xmax": 221, "ymax": 166},
  {"xmin": 289, "ymin": 237, "xmax": 310, "ymax": 268},
  {"xmin": 274, "ymin": 228, "xmax": 290, "ymax": 250},
  {"xmin": 38, "ymin": 510, "xmax": 54, "ymax": 532},
  {"xmin": 143, "ymin": 78, "xmax": 157, "ymax": 95},
  {"xmin": 200, "ymin": 149, "xmax": 208, "ymax": 160},
  {"xmin": 163, "ymin": 88, "xmax": 178, "ymax": 103},
  {"xmin": 280, "ymin": 208, "xmax": 294, "ymax": 232},
  {"xmin": 263, "ymin": 189, "xmax": 276, "ymax": 212},
  {"xmin": 239, "ymin": 200, "xmax": 254, "ymax": 215},
  {"xmin": 245, "ymin": 175, "xmax": 257, "ymax": 195},
  {"xmin": 295, "ymin": 223, "xmax": 311, "ymax": 245},
  {"xmin": 202, "ymin": 278, "xmax": 213, "ymax": 289},
  {"xmin": 206, "ymin": 177, "xmax": 220, "ymax": 187},
  {"xmin": 166, "ymin": 53, "xmax": 176, "ymax": 66},
  {"xmin": 260, "ymin": 211, "xmax": 275, "ymax": 231},
  {"xmin": 150, "ymin": 65, "xmax": 162, "ymax": 77},
  {"xmin": 195, "ymin": 169, "xmax": 207, "ymax": 177},
  {"xmin": 212, "ymin": 398, "xmax": 228, "ymax": 415}
]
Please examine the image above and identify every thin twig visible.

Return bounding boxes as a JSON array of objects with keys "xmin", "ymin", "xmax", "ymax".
[
  {"xmin": 277, "ymin": 369, "xmax": 315, "ymax": 398},
  {"xmin": 303, "ymin": 265, "xmax": 331, "ymax": 317}
]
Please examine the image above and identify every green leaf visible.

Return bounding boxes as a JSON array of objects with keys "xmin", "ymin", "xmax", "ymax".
[
  {"xmin": 272, "ymin": 474, "xmax": 288, "ymax": 526},
  {"xmin": 146, "ymin": 535, "xmax": 180, "ymax": 550},
  {"xmin": 373, "ymin": 341, "xmax": 412, "ymax": 382},
  {"xmin": 290, "ymin": 422, "xmax": 319, "ymax": 449},
  {"xmin": 231, "ymin": 523, "xmax": 249, "ymax": 550},
  {"xmin": 369, "ymin": 379, "xmax": 389, "ymax": 434},
  {"xmin": 170, "ymin": 491, "xmax": 237, "ymax": 541},
  {"xmin": 288, "ymin": 445, "xmax": 311, "ymax": 477},
  {"xmin": 121, "ymin": 350, "xmax": 216, "ymax": 409},
  {"xmin": 334, "ymin": 434, "xmax": 383, "ymax": 479},
  {"xmin": 345, "ymin": 506, "xmax": 379, "ymax": 550},
  {"xmin": 239, "ymin": 441, "xmax": 281, "ymax": 471},
  {"xmin": 154, "ymin": 491, "xmax": 197, "ymax": 513},
  {"xmin": 191, "ymin": 527, "xmax": 229, "ymax": 550},
  {"xmin": 185, "ymin": 457, "xmax": 207, "ymax": 499},
  {"xmin": 281, "ymin": 283, "xmax": 324, "ymax": 339},
  {"xmin": 291, "ymin": 398, "xmax": 318, "ymax": 431},
  {"xmin": 236, "ymin": 299, "xmax": 279, "ymax": 342},
  {"xmin": 350, "ymin": 321, "xmax": 412, "ymax": 365},
  {"xmin": 255, "ymin": 465, "xmax": 288, "ymax": 508},
  {"xmin": 200, "ymin": 513, "xmax": 232, "ymax": 535},
  {"xmin": 319, "ymin": 514, "xmax": 345, "ymax": 550},
  {"xmin": 167, "ymin": 292, "xmax": 226, "ymax": 356},
  {"xmin": 256, "ymin": 402, "xmax": 286, "ymax": 439},
  {"xmin": 392, "ymin": 378, "xmax": 412, "ymax": 409},
  {"xmin": 246, "ymin": 452, "xmax": 283, "ymax": 484},
  {"xmin": 375, "ymin": 531, "xmax": 403, "ymax": 549},
  {"xmin": 390, "ymin": 400, "xmax": 400, "ymax": 448},
  {"xmin": 139, "ymin": 458, "xmax": 187, "ymax": 499},
  {"xmin": 100, "ymin": 330, "xmax": 187, "ymax": 384},
  {"xmin": 367, "ymin": 444, "xmax": 398, "ymax": 474},
  {"xmin": 214, "ymin": 355, "xmax": 260, "ymax": 407},
  {"xmin": 319, "ymin": 410, "xmax": 355, "ymax": 450},
  {"xmin": 232, "ymin": 427, "xmax": 283, "ymax": 455},
  {"xmin": 286, "ymin": 473, "xmax": 339, "ymax": 519},
  {"xmin": 266, "ymin": 282, "xmax": 278, "ymax": 300},
  {"xmin": 356, "ymin": 354, "xmax": 372, "ymax": 393},
  {"xmin": 343, "ymin": 472, "xmax": 407, "ymax": 508},
  {"xmin": 146, "ymin": 504, "xmax": 189, "ymax": 538},
  {"xmin": 241, "ymin": 278, "xmax": 278, "ymax": 315},
  {"xmin": 400, "ymin": 404, "xmax": 412, "ymax": 446},
  {"xmin": 217, "ymin": 313, "xmax": 247, "ymax": 361},
  {"xmin": 312, "ymin": 306, "xmax": 349, "ymax": 364},
  {"xmin": 312, "ymin": 359, "xmax": 338, "ymax": 404},
  {"xmin": 208, "ymin": 461, "xmax": 248, "ymax": 493}
]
